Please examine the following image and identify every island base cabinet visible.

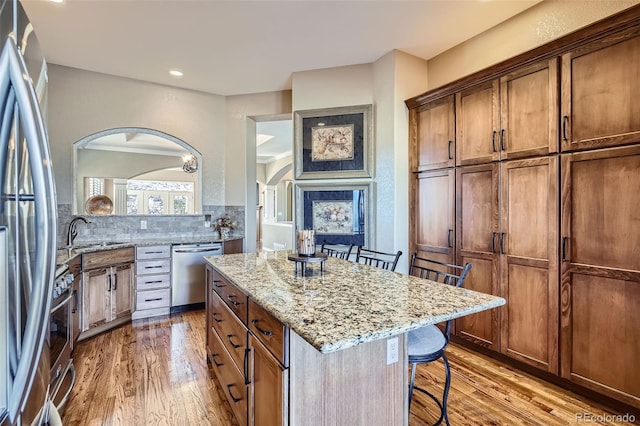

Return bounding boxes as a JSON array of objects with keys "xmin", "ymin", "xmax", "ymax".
[
  {"xmin": 289, "ymin": 331, "xmax": 407, "ymax": 426},
  {"xmin": 208, "ymin": 323, "xmax": 248, "ymax": 426},
  {"xmin": 249, "ymin": 335, "xmax": 288, "ymax": 426}
]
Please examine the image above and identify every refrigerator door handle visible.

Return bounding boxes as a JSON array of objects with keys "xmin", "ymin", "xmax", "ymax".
[{"xmin": 0, "ymin": 35, "xmax": 57, "ymax": 422}]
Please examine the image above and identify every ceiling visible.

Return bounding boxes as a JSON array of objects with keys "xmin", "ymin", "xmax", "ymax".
[
  {"xmin": 256, "ymin": 119, "xmax": 293, "ymax": 164},
  {"xmin": 22, "ymin": 0, "xmax": 541, "ymax": 165},
  {"xmin": 22, "ymin": 0, "xmax": 541, "ymax": 98},
  {"xmin": 79, "ymin": 132, "xmax": 190, "ymax": 157}
]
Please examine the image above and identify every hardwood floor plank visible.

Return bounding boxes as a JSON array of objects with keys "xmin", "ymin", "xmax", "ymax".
[
  {"xmin": 64, "ymin": 311, "xmax": 237, "ymax": 426},
  {"xmin": 63, "ymin": 310, "xmax": 634, "ymax": 425}
]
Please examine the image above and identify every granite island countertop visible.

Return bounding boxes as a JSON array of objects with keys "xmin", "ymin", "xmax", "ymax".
[{"xmin": 205, "ymin": 251, "xmax": 505, "ymax": 354}]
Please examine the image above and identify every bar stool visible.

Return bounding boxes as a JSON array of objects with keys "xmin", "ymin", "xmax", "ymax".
[
  {"xmin": 354, "ymin": 246, "xmax": 402, "ymax": 271},
  {"xmin": 408, "ymin": 252, "xmax": 472, "ymax": 426},
  {"xmin": 320, "ymin": 241, "xmax": 354, "ymax": 260}
]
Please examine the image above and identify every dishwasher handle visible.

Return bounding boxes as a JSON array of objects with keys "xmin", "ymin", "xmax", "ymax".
[{"xmin": 173, "ymin": 246, "xmax": 222, "ymax": 254}]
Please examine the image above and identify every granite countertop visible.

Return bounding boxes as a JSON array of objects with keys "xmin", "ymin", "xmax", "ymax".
[
  {"xmin": 56, "ymin": 236, "xmax": 243, "ymax": 266},
  {"xmin": 205, "ymin": 251, "xmax": 505, "ymax": 354}
]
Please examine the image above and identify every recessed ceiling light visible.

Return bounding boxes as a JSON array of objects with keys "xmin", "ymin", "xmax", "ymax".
[
  {"xmin": 169, "ymin": 69, "xmax": 183, "ymax": 77},
  {"xmin": 49, "ymin": 0, "xmax": 65, "ymax": 3}
]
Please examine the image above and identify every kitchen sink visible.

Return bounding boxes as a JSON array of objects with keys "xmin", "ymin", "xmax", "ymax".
[{"xmin": 58, "ymin": 241, "xmax": 127, "ymax": 250}]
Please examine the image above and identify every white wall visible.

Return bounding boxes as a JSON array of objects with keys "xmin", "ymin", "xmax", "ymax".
[
  {"xmin": 261, "ymin": 222, "xmax": 294, "ymax": 252},
  {"xmin": 48, "ymin": 65, "xmax": 226, "ymax": 206}
]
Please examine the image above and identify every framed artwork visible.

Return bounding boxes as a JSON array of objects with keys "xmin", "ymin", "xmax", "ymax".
[
  {"xmin": 294, "ymin": 104, "xmax": 373, "ymax": 179},
  {"xmin": 295, "ymin": 182, "xmax": 374, "ymax": 247}
]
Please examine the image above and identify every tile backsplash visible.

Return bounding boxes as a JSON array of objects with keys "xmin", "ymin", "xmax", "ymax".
[{"xmin": 57, "ymin": 204, "xmax": 245, "ymax": 246}]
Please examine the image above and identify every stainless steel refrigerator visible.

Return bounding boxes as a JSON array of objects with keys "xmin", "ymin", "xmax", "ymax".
[{"xmin": 0, "ymin": 0, "xmax": 58, "ymax": 425}]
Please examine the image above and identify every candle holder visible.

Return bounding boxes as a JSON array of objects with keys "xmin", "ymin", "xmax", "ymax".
[{"xmin": 296, "ymin": 229, "xmax": 316, "ymax": 256}]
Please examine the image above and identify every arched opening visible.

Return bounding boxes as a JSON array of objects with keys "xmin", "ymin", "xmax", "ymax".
[{"xmin": 73, "ymin": 127, "xmax": 202, "ymax": 215}]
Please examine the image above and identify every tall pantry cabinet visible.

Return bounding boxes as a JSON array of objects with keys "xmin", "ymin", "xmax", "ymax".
[{"xmin": 407, "ymin": 6, "xmax": 640, "ymax": 410}]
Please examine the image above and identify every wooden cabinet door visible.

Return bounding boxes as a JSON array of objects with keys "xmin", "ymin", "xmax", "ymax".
[
  {"xmin": 455, "ymin": 164, "xmax": 500, "ymax": 349},
  {"xmin": 82, "ymin": 269, "xmax": 109, "ymax": 331},
  {"xmin": 414, "ymin": 95, "xmax": 455, "ymax": 171},
  {"xmin": 112, "ymin": 264, "xmax": 133, "ymax": 320},
  {"xmin": 560, "ymin": 146, "xmax": 640, "ymax": 408},
  {"xmin": 249, "ymin": 335, "xmax": 288, "ymax": 426},
  {"xmin": 561, "ymin": 30, "xmax": 640, "ymax": 152},
  {"xmin": 500, "ymin": 59, "xmax": 559, "ymax": 160},
  {"xmin": 413, "ymin": 169, "xmax": 455, "ymax": 264},
  {"xmin": 456, "ymin": 80, "xmax": 499, "ymax": 166},
  {"xmin": 562, "ymin": 146, "xmax": 640, "ymax": 272},
  {"xmin": 499, "ymin": 157, "xmax": 558, "ymax": 373}
]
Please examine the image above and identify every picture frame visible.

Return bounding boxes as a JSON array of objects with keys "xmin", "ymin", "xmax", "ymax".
[
  {"xmin": 295, "ymin": 182, "xmax": 374, "ymax": 248},
  {"xmin": 294, "ymin": 104, "xmax": 373, "ymax": 179}
]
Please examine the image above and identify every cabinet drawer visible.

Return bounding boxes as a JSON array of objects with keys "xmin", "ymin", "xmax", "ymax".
[
  {"xmin": 136, "ymin": 259, "xmax": 170, "ymax": 276},
  {"xmin": 136, "ymin": 274, "xmax": 170, "ymax": 290},
  {"xmin": 249, "ymin": 299, "xmax": 289, "ymax": 367},
  {"xmin": 211, "ymin": 271, "xmax": 248, "ymax": 323},
  {"xmin": 210, "ymin": 291, "xmax": 248, "ymax": 369},
  {"xmin": 82, "ymin": 247, "xmax": 134, "ymax": 271},
  {"xmin": 136, "ymin": 245, "xmax": 170, "ymax": 260},
  {"xmin": 136, "ymin": 288, "xmax": 170, "ymax": 310},
  {"xmin": 209, "ymin": 327, "xmax": 248, "ymax": 426}
]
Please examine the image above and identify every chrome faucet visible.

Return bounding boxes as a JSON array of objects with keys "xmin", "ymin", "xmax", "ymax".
[{"xmin": 67, "ymin": 216, "xmax": 91, "ymax": 247}]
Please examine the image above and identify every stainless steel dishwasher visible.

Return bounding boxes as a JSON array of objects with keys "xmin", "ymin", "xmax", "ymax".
[{"xmin": 171, "ymin": 243, "xmax": 222, "ymax": 310}]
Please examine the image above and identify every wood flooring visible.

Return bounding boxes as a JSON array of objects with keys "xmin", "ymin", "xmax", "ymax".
[{"xmin": 62, "ymin": 310, "xmax": 636, "ymax": 425}]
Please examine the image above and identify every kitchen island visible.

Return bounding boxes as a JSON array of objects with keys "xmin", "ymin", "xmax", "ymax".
[{"xmin": 204, "ymin": 251, "xmax": 505, "ymax": 426}]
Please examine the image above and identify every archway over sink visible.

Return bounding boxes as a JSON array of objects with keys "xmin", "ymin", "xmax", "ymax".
[{"xmin": 73, "ymin": 127, "xmax": 202, "ymax": 216}]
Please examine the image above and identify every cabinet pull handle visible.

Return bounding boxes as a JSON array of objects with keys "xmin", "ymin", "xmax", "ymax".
[
  {"xmin": 213, "ymin": 280, "xmax": 226, "ymax": 288},
  {"xmin": 227, "ymin": 334, "xmax": 242, "ymax": 349},
  {"xmin": 491, "ymin": 232, "xmax": 496, "ymax": 253},
  {"xmin": 448, "ymin": 140, "xmax": 453, "ymax": 160},
  {"xmin": 500, "ymin": 129, "xmax": 505, "ymax": 151},
  {"xmin": 562, "ymin": 237, "xmax": 569, "ymax": 262},
  {"xmin": 227, "ymin": 295, "xmax": 242, "ymax": 306},
  {"xmin": 244, "ymin": 349, "xmax": 251, "ymax": 385},
  {"xmin": 107, "ymin": 274, "xmax": 112, "ymax": 292},
  {"xmin": 72, "ymin": 289, "xmax": 78, "ymax": 314},
  {"xmin": 211, "ymin": 353, "xmax": 223, "ymax": 367},
  {"xmin": 145, "ymin": 280, "xmax": 163, "ymax": 284},
  {"xmin": 251, "ymin": 319, "xmax": 273, "ymax": 336},
  {"xmin": 212, "ymin": 312, "xmax": 223, "ymax": 323},
  {"xmin": 562, "ymin": 116, "xmax": 569, "ymax": 141},
  {"xmin": 144, "ymin": 251, "xmax": 163, "ymax": 254},
  {"xmin": 112, "ymin": 273, "xmax": 117, "ymax": 291},
  {"xmin": 500, "ymin": 233, "xmax": 506, "ymax": 255},
  {"xmin": 226, "ymin": 384, "xmax": 242, "ymax": 403},
  {"xmin": 144, "ymin": 265, "xmax": 163, "ymax": 269},
  {"xmin": 447, "ymin": 229, "xmax": 453, "ymax": 248},
  {"xmin": 144, "ymin": 297, "xmax": 163, "ymax": 302},
  {"xmin": 491, "ymin": 130, "xmax": 497, "ymax": 152}
]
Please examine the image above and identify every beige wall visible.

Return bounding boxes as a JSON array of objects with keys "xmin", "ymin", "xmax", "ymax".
[
  {"xmin": 386, "ymin": 50, "xmax": 429, "ymax": 268},
  {"xmin": 46, "ymin": 1, "xmax": 636, "ymax": 258},
  {"xmin": 426, "ymin": 0, "xmax": 639, "ymax": 90},
  {"xmin": 291, "ymin": 56, "xmax": 428, "ymax": 272},
  {"xmin": 47, "ymin": 65, "xmax": 226, "ymax": 206},
  {"xmin": 225, "ymin": 91, "xmax": 292, "ymax": 252}
]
